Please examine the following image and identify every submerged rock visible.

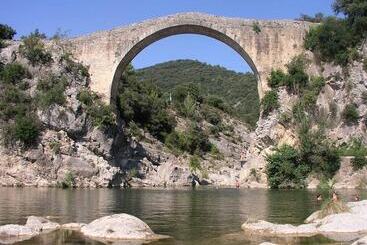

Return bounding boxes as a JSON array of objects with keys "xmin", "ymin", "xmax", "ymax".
[
  {"xmin": 81, "ymin": 213, "xmax": 168, "ymax": 241},
  {"xmin": 242, "ymin": 200, "xmax": 367, "ymax": 242},
  {"xmin": 353, "ymin": 235, "xmax": 367, "ymax": 245},
  {"xmin": 0, "ymin": 224, "xmax": 39, "ymax": 244},
  {"xmin": 25, "ymin": 216, "xmax": 60, "ymax": 233},
  {"xmin": 61, "ymin": 222, "xmax": 86, "ymax": 231}
]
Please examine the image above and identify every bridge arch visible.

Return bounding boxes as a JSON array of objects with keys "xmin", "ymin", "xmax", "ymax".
[
  {"xmin": 110, "ymin": 24, "xmax": 259, "ymax": 105},
  {"xmin": 69, "ymin": 13, "xmax": 310, "ymax": 105}
]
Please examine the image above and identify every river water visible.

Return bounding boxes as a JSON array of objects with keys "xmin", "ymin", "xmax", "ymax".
[{"xmin": 0, "ymin": 187, "xmax": 364, "ymax": 244}]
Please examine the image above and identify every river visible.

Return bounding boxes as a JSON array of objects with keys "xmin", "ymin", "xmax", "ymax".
[{"xmin": 0, "ymin": 187, "xmax": 364, "ymax": 244}]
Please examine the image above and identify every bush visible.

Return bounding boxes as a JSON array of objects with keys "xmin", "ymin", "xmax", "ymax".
[
  {"xmin": 205, "ymin": 95, "xmax": 232, "ymax": 113},
  {"xmin": 284, "ymin": 55, "xmax": 309, "ymax": 93},
  {"xmin": 0, "ymin": 63, "xmax": 30, "ymax": 84},
  {"xmin": 352, "ymin": 155, "xmax": 367, "ymax": 171},
  {"xmin": 297, "ymin": 13, "xmax": 325, "ymax": 23},
  {"xmin": 60, "ymin": 53, "xmax": 89, "ymax": 78},
  {"xmin": 333, "ymin": 0, "xmax": 367, "ymax": 37},
  {"xmin": 49, "ymin": 140, "xmax": 61, "ymax": 154},
  {"xmin": 118, "ymin": 71, "xmax": 175, "ymax": 141},
  {"xmin": 261, "ymin": 90, "xmax": 279, "ymax": 116},
  {"xmin": 59, "ymin": 171, "xmax": 75, "ymax": 188},
  {"xmin": 304, "ymin": 16, "xmax": 359, "ymax": 66},
  {"xmin": 0, "ymin": 24, "xmax": 16, "ymax": 40},
  {"xmin": 19, "ymin": 30, "xmax": 52, "ymax": 66},
  {"xmin": 36, "ymin": 74, "xmax": 67, "ymax": 108},
  {"xmin": 77, "ymin": 89, "xmax": 116, "ymax": 129},
  {"xmin": 266, "ymin": 144, "xmax": 310, "ymax": 189},
  {"xmin": 267, "ymin": 69, "xmax": 287, "ymax": 88},
  {"xmin": 342, "ymin": 104, "xmax": 359, "ymax": 124},
  {"xmin": 278, "ymin": 111, "xmax": 292, "ymax": 126},
  {"xmin": 202, "ymin": 107, "xmax": 221, "ymax": 126},
  {"xmin": 189, "ymin": 155, "xmax": 201, "ymax": 172},
  {"xmin": 298, "ymin": 123, "xmax": 341, "ymax": 179},
  {"xmin": 165, "ymin": 124, "xmax": 211, "ymax": 156},
  {"xmin": 87, "ymin": 101, "xmax": 115, "ymax": 128},
  {"xmin": 172, "ymin": 83, "xmax": 203, "ymax": 105},
  {"xmin": 11, "ymin": 115, "xmax": 40, "ymax": 145},
  {"xmin": 338, "ymin": 138, "xmax": 367, "ymax": 156},
  {"xmin": 252, "ymin": 22, "xmax": 261, "ymax": 34}
]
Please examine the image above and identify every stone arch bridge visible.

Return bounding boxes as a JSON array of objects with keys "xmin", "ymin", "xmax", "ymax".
[{"xmin": 68, "ymin": 12, "xmax": 312, "ymax": 103}]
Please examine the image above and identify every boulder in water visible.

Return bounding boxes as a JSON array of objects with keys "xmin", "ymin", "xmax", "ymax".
[
  {"xmin": 0, "ymin": 224, "xmax": 39, "ymax": 244},
  {"xmin": 81, "ymin": 213, "xmax": 168, "ymax": 241},
  {"xmin": 25, "ymin": 216, "xmax": 60, "ymax": 233}
]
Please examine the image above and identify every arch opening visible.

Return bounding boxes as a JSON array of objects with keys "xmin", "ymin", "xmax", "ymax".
[{"xmin": 110, "ymin": 24, "xmax": 260, "ymax": 105}]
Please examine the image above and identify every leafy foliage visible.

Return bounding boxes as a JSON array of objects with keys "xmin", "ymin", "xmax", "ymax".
[
  {"xmin": 165, "ymin": 123, "xmax": 212, "ymax": 155},
  {"xmin": 342, "ymin": 104, "xmax": 359, "ymax": 125},
  {"xmin": 305, "ymin": 0, "xmax": 367, "ymax": 66},
  {"xmin": 77, "ymin": 89, "xmax": 115, "ymax": 129},
  {"xmin": 0, "ymin": 63, "xmax": 39, "ymax": 146},
  {"xmin": 267, "ymin": 55, "xmax": 311, "ymax": 94},
  {"xmin": 252, "ymin": 22, "xmax": 261, "ymax": 34},
  {"xmin": 36, "ymin": 74, "xmax": 68, "ymax": 108},
  {"xmin": 189, "ymin": 155, "xmax": 201, "ymax": 172},
  {"xmin": 0, "ymin": 63, "xmax": 30, "ymax": 85},
  {"xmin": 261, "ymin": 90, "xmax": 279, "ymax": 116},
  {"xmin": 0, "ymin": 24, "xmax": 16, "ymax": 40},
  {"xmin": 19, "ymin": 30, "xmax": 53, "ymax": 66},
  {"xmin": 12, "ymin": 115, "xmax": 40, "ymax": 145},
  {"xmin": 297, "ymin": 13, "xmax": 325, "ymax": 23},
  {"xmin": 135, "ymin": 59, "xmax": 259, "ymax": 127},
  {"xmin": 60, "ymin": 53, "xmax": 89, "ymax": 78},
  {"xmin": 266, "ymin": 145, "xmax": 310, "ymax": 189},
  {"xmin": 118, "ymin": 65, "xmax": 175, "ymax": 140}
]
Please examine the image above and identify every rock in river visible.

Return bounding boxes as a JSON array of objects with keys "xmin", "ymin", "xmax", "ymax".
[
  {"xmin": 81, "ymin": 213, "xmax": 169, "ymax": 241},
  {"xmin": 25, "ymin": 216, "xmax": 60, "ymax": 233},
  {"xmin": 241, "ymin": 200, "xmax": 367, "ymax": 242},
  {"xmin": 0, "ymin": 224, "xmax": 39, "ymax": 244}
]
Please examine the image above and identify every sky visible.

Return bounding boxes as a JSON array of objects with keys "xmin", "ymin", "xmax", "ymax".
[{"xmin": 0, "ymin": 0, "xmax": 335, "ymax": 72}]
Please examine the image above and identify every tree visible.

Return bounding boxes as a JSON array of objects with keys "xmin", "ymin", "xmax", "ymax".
[
  {"xmin": 0, "ymin": 24, "xmax": 16, "ymax": 40},
  {"xmin": 333, "ymin": 0, "xmax": 367, "ymax": 37},
  {"xmin": 19, "ymin": 30, "xmax": 52, "ymax": 66},
  {"xmin": 261, "ymin": 90, "xmax": 279, "ymax": 116},
  {"xmin": 266, "ymin": 145, "xmax": 310, "ymax": 189}
]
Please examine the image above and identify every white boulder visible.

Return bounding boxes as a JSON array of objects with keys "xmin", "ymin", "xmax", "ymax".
[
  {"xmin": 81, "ymin": 213, "xmax": 168, "ymax": 241},
  {"xmin": 25, "ymin": 216, "xmax": 60, "ymax": 233},
  {"xmin": 0, "ymin": 224, "xmax": 39, "ymax": 244}
]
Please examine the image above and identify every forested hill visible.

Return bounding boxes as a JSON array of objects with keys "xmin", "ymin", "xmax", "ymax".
[{"xmin": 135, "ymin": 59, "xmax": 260, "ymax": 127}]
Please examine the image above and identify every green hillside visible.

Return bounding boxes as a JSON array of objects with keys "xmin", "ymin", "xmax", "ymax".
[{"xmin": 135, "ymin": 59, "xmax": 260, "ymax": 127}]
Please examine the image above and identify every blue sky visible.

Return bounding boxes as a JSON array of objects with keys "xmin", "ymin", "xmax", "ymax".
[{"xmin": 0, "ymin": 0, "xmax": 334, "ymax": 72}]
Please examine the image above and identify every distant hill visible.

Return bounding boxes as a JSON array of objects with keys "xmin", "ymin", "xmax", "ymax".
[{"xmin": 135, "ymin": 59, "xmax": 260, "ymax": 127}]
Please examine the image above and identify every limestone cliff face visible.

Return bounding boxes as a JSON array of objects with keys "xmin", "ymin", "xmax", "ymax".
[{"xmin": 0, "ymin": 28, "xmax": 366, "ymax": 189}]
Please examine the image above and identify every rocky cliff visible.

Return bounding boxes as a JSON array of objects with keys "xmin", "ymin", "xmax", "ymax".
[{"xmin": 0, "ymin": 33, "xmax": 366, "ymax": 189}]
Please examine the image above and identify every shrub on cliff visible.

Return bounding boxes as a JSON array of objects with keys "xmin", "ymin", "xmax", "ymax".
[
  {"xmin": 0, "ymin": 24, "xmax": 16, "ymax": 40},
  {"xmin": 342, "ymin": 104, "xmax": 359, "ymax": 125},
  {"xmin": 305, "ymin": 0, "xmax": 367, "ymax": 66},
  {"xmin": 266, "ymin": 144, "xmax": 310, "ymax": 189},
  {"xmin": 118, "ymin": 67, "xmax": 175, "ymax": 141},
  {"xmin": 0, "ymin": 63, "xmax": 30, "ymax": 85},
  {"xmin": 165, "ymin": 124, "xmax": 211, "ymax": 156},
  {"xmin": 19, "ymin": 30, "xmax": 52, "ymax": 66},
  {"xmin": 267, "ymin": 69, "xmax": 287, "ymax": 88},
  {"xmin": 77, "ymin": 89, "xmax": 115, "ymax": 129},
  {"xmin": 261, "ymin": 90, "xmax": 279, "ymax": 116},
  {"xmin": 60, "ymin": 53, "xmax": 89, "ymax": 78},
  {"xmin": 36, "ymin": 74, "xmax": 68, "ymax": 108}
]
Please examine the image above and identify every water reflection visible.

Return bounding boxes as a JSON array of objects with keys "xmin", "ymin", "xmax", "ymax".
[{"xmin": 0, "ymin": 187, "xmax": 364, "ymax": 244}]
